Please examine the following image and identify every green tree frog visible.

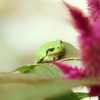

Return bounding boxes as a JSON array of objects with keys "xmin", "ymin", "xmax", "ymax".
[{"xmin": 35, "ymin": 39, "xmax": 65, "ymax": 63}]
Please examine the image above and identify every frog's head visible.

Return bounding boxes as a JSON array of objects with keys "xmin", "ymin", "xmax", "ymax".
[{"xmin": 47, "ymin": 40, "xmax": 64, "ymax": 55}]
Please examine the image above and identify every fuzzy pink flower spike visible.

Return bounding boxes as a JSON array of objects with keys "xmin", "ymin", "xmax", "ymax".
[
  {"xmin": 51, "ymin": 1, "xmax": 100, "ymax": 78},
  {"xmin": 51, "ymin": 61, "xmax": 82, "ymax": 79},
  {"xmin": 87, "ymin": 0, "xmax": 100, "ymax": 22},
  {"xmin": 63, "ymin": 1, "xmax": 92, "ymax": 38},
  {"xmin": 64, "ymin": 2, "xmax": 100, "ymax": 78}
]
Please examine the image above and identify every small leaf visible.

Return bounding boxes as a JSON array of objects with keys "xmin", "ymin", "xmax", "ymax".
[
  {"xmin": 14, "ymin": 64, "xmax": 36, "ymax": 73},
  {"xmin": 76, "ymin": 92, "xmax": 89, "ymax": 99},
  {"xmin": 15, "ymin": 64, "xmax": 62, "ymax": 77}
]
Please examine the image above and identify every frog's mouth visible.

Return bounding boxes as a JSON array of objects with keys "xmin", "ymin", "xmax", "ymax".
[{"xmin": 52, "ymin": 49, "xmax": 65, "ymax": 60}]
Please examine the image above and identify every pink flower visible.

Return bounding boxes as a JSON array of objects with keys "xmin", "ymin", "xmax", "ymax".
[
  {"xmin": 51, "ymin": 61, "xmax": 83, "ymax": 79},
  {"xmin": 63, "ymin": 1, "xmax": 100, "ymax": 78},
  {"xmin": 51, "ymin": 61, "xmax": 100, "ymax": 97},
  {"xmin": 51, "ymin": 1, "xmax": 100, "ymax": 98},
  {"xmin": 89, "ymin": 85, "xmax": 100, "ymax": 96},
  {"xmin": 87, "ymin": 0, "xmax": 100, "ymax": 23}
]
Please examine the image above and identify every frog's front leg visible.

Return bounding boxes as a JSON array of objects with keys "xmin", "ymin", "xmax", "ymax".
[{"xmin": 42, "ymin": 56, "xmax": 54, "ymax": 63}]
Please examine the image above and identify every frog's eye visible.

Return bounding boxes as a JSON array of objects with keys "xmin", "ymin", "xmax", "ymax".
[{"xmin": 60, "ymin": 40, "xmax": 62, "ymax": 44}]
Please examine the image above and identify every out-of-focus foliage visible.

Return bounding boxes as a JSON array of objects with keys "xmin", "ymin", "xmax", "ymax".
[
  {"xmin": 0, "ymin": 73, "xmax": 99, "ymax": 100},
  {"xmin": 0, "ymin": 48, "xmax": 98, "ymax": 100}
]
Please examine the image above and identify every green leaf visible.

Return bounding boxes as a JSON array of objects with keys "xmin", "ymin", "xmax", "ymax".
[
  {"xmin": 59, "ymin": 57, "xmax": 81, "ymax": 69},
  {"xmin": 14, "ymin": 41, "xmax": 78, "ymax": 75},
  {"xmin": 14, "ymin": 64, "xmax": 36, "ymax": 73},
  {"xmin": 0, "ymin": 73, "xmax": 99, "ymax": 100},
  {"xmin": 62, "ymin": 41, "xmax": 78, "ymax": 59},
  {"xmin": 15, "ymin": 64, "xmax": 62, "ymax": 77},
  {"xmin": 34, "ymin": 64, "xmax": 62, "ymax": 77},
  {"xmin": 33, "ymin": 41, "xmax": 78, "ymax": 63},
  {"xmin": 76, "ymin": 92, "xmax": 89, "ymax": 99}
]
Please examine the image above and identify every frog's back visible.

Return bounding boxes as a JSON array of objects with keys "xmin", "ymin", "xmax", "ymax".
[
  {"xmin": 35, "ymin": 42, "xmax": 51, "ymax": 62},
  {"xmin": 36, "ymin": 39, "xmax": 61, "ymax": 53}
]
